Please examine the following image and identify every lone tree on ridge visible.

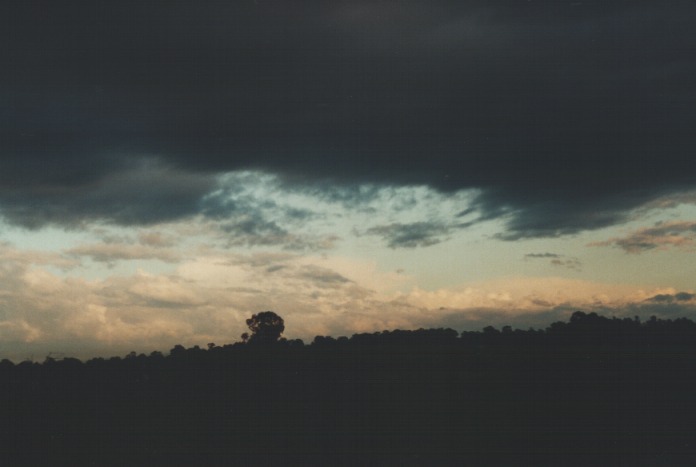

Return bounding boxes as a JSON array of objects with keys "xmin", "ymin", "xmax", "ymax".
[{"xmin": 245, "ymin": 311, "xmax": 285, "ymax": 344}]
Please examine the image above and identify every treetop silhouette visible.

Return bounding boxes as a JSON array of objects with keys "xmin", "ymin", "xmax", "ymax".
[{"xmin": 245, "ymin": 311, "xmax": 285, "ymax": 344}]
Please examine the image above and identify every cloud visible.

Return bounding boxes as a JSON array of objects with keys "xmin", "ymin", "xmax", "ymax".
[
  {"xmin": 0, "ymin": 241, "xmax": 79, "ymax": 272},
  {"xmin": 66, "ymin": 243, "xmax": 182, "ymax": 266},
  {"xmin": 215, "ymin": 217, "xmax": 340, "ymax": 251},
  {"xmin": 635, "ymin": 190, "xmax": 696, "ymax": 212},
  {"xmin": 64, "ymin": 226, "xmax": 184, "ymax": 266},
  {"xmin": 525, "ymin": 253, "xmax": 560, "ymax": 259},
  {"xmin": 549, "ymin": 258, "xmax": 582, "ymax": 271},
  {"xmin": 1, "ymin": 237, "xmax": 696, "ymax": 361},
  {"xmin": 589, "ymin": 221, "xmax": 696, "ymax": 253},
  {"xmin": 646, "ymin": 292, "xmax": 695, "ymax": 303},
  {"xmin": 1, "ymin": 2, "xmax": 694, "ymax": 237},
  {"xmin": 525, "ymin": 252, "xmax": 582, "ymax": 270},
  {"xmin": 404, "ymin": 279, "xmax": 696, "ymax": 330},
  {"xmin": 0, "ymin": 158, "xmax": 215, "ymax": 229},
  {"xmin": 197, "ymin": 172, "xmax": 340, "ymax": 251},
  {"xmin": 137, "ymin": 231, "xmax": 178, "ymax": 248},
  {"xmin": 348, "ymin": 187, "xmax": 477, "ymax": 248},
  {"xmin": 361, "ymin": 222, "xmax": 453, "ymax": 248},
  {"xmin": 295, "ymin": 265, "xmax": 352, "ymax": 287},
  {"xmin": 0, "ymin": 244, "xmax": 408, "ymax": 359}
]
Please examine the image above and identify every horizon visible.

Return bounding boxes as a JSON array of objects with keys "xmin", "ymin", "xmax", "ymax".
[
  {"xmin": 1, "ymin": 1, "xmax": 695, "ymax": 362},
  {"xmin": 4, "ymin": 310, "xmax": 692, "ymax": 364}
]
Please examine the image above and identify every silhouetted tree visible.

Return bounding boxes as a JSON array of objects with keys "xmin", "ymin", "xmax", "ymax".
[{"xmin": 246, "ymin": 311, "xmax": 285, "ymax": 344}]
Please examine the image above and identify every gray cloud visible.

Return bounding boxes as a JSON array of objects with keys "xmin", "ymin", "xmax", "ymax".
[
  {"xmin": 647, "ymin": 292, "xmax": 695, "ymax": 304},
  {"xmin": 63, "ymin": 227, "xmax": 184, "ymax": 266},
  {"xmin": 216, "ymin": 216, "xmax": 339, "ymax": 252},
  {"xmin": 550, "ymin": 258, "xmax": 582, "ymax": 271},
  {"xmin": 66, "ymin": 243, "xmax": 182, "ymax": 266},
  {"xmin": 2, "ymin": 1, "xmax": 696, "ymax": 237},
  {"xmin": 590, "ymin": 221, "xmax": 696, "ymax": 253},
  {"xmin": 219, "ymin": 217, "xmax": 289, "ymax": 246},
  {"xmin": 362, "ymin": 222, "xmax": 453, "ymax": 248},
  {"xmin": 0, "ymin": 159, "xmax": 215, "ymax": 229},
  {"xmin": 196, "ymin": 173, "xmax": 339, "ymax": 251},
  {"xmin": 524, "ymin": 252, "xmax": 582, "ymax": 270},
  {"xmin": 676, "ymin": 292, "xmax": 696, "ymax": 301},
  {"xmin": 137, "ymin": 231, "xmax": 178, "ymax": 248},
  {"xmin": 525, "ymin": 253, "xmax": 560, "ymax": 259},
  {"xmin": 295, "ymin": 265, "xmax": 352, "ymax": 287}
]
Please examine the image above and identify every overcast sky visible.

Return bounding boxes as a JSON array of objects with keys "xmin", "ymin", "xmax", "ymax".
[{"xmin": 1, "ymin": 1, "xmax": 695, "ymax": 360}]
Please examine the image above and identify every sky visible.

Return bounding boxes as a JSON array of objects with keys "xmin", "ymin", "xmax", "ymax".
[{"xmin": 1, "ymin": 1, "xmax": 695, "ymax": 360}]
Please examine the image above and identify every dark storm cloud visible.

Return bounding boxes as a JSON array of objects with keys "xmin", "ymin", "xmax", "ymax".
[
  {"xmin": 0, "ymin": 159, "xmax": 215, "ymax": 228},
  {"xmin": 2, "ymin": 1, "xmax": 696, "ymax": 236}
]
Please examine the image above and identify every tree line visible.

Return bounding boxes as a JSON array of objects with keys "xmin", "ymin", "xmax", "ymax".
[{"xmin": 2, "ymin": 310, "xmax": 696, "ymax": 466}]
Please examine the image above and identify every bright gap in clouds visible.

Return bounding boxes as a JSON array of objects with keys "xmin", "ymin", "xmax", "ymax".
[{"xmin": 0, "ymin": 170, "xmax": 694, "ymax": 361}]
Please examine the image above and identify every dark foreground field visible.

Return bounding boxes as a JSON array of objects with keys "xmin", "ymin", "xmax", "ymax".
[{"xmin": 2, "ymin": 312, "xmax": 696, "ymax": 466}]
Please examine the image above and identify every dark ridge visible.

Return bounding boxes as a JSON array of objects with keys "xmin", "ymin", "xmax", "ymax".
[{"xmin": 2, "ymin": 311, "xmax": 696, "ymax": 466}]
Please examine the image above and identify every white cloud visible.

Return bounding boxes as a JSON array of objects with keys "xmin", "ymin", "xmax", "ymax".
[{"xmin": 421, "ymin": 277, "xmax": 677, "ymax": 311}]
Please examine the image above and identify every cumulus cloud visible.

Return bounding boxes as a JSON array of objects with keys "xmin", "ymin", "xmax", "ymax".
[
  {"xmin": 1, "ymin": 237, "xmax": 695, "ymax": 361},
  {"xmin": 589, "ymin": 221, "xmax": 696, "ymax": 253},
  {"xmin": 403, "ymin": 279, "xmax": 696, "ymax": 330},
  {"xmin": 0, "ymin": 242, "xmax": 409, "ymax": 359},
  {"xmin": 1, "ymin": 2, "xmax": 694, "ymax": 237}
]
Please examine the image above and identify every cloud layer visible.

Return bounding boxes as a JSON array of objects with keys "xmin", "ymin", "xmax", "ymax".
[
  {"xmin": 2, "ymin": 1, "xmax": 696, "ymax": 237},
  {"xmin": 1, "ymin": 233, "xmax": 694, "ymax": 361}
]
